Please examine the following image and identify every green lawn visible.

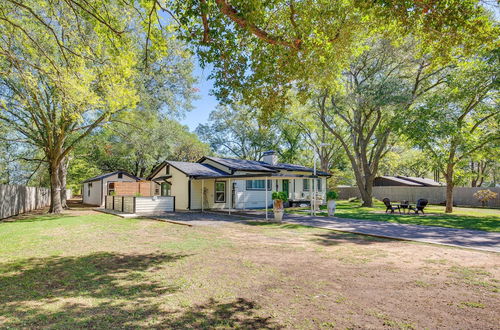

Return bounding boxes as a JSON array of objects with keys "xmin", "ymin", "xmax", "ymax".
[
  {"xmin": 287, "ymin": 200, "xmax": 500, "ymax": 232},
  {"xmin": 0, "ymin": 209, "xmax": 498, "ymax": 328}
]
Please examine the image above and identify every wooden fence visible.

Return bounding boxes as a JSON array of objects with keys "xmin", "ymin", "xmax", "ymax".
[
  {"xmin": 0, "ymin": 184, "xmax": 51, "ymax": 219},
  {"xmin": 337, "ymin": 186, "xmax": 500, "ymax": 207}
]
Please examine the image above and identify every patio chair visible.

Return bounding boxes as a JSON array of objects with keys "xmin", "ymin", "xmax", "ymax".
[
  {"xmin": 410, "ymin": 199, "xmax": 428, "ymax": 214},
  {"xmin": 383, "ymin": 198, "xmax": 400, "ymax": 214}
]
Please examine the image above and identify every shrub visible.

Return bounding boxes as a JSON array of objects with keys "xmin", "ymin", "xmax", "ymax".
[
  {"xmin": 272, "ymin": 191, "xmax": 288, "ymax": 202},
  {"xmin": 473, "ymin": 189, "xmax": 497, "ymax": 207},
  {"xmin": 109, "ymin": 191, "xmax": 116, "ymax": 196},
  {"xmin": 326, "ymin": 190, "xmax": 339, "ymax": 201},
  {"xmin": 134, "ymin": 192, "xmax": 143, "ymax": 197}
]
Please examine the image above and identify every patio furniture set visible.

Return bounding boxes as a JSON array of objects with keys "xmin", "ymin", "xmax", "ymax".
[{"xmin": 383, "ymin": 198, "xmax": 428, "ymax": 214}]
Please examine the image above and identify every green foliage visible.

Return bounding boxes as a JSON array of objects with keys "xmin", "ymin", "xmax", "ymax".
[
  {"xmin": 272, "ymin": 191, "xmax": 288, "ymax": 202},
  {"xmin": 326, "ymin": 191, "xmax": 339, "ymax": 201},
  {"xmin": 473, "ymin": 190, "xmax": 498, "ymax": 207},
  {"xmin": 196, "ymin": 103, "xmax": 308, "ymax": 163},
  {"xmin": 403, "ymin": 49, "xmax": 499, "ymax": 212},
  {"xmin": 82, "ymin": 116, "xmax": 209, "ymax": 178},
  {"xmin": 169, "ymin": 0, "xmax": 497, "ymax": 115}
]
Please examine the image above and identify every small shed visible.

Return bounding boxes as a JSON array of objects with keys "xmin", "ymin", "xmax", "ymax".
[
  {"xmin": 82, "ymin": 171, "xmax": 140, "ymax": 206},
  {"xmin": 374, "ymin": 176, "xmax": 444, "ymax": 187}
]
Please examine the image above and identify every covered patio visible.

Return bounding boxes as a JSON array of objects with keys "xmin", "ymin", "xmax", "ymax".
[{"xmin": 190, "ymin": 173, "xmax": 325, "ymax": 220}]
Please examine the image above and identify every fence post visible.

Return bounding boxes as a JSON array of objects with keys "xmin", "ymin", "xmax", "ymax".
[{"xmin": 122, "ymin": 196, "xmax": 124, "ymax": 212}]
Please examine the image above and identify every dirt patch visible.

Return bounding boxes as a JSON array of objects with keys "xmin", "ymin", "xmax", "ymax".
[{"xmin": 0, "ymin": 209, "xmax": 498, "ymax": 328}]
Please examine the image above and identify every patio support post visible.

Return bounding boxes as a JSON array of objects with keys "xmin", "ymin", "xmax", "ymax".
[
  {"xmin": 265, "ymin": 177, "xmax": 268, "ymax": 221},
  {"xmin": 242, "ymin": 180, "xmax": 245, "ymax": 210},
  {"xmin": 228, "ymin": 178, "xmax": 231, "ymax": 215},
  {"xmin": 201, "ymin": 179, "xmax": 204, "ymax": 213},
  {"xmin": 310, "ymin": 178, "xmax": 313, "ymax": 216}
]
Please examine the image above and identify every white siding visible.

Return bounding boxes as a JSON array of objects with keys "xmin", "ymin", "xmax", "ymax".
[
  {"xmin": 83, "ymin": 181, "xmax": 102, "ymax": 205},
  {"xmin": 135, "ymin": 196, "xmax": 174, "ymax": 213},
  {"xmin": 82, "ymin": 173, "xmax": 138, "ymax": 206}
]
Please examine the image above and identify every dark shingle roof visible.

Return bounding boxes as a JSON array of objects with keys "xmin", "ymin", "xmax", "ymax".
[
  {"xmin": 378, "ymin": 176, "xmax": 423, "ymax": 186},
  {"xmin": 203, "ymin": 156, "xmax": 330, "ymax": 176},
  {"xmin": 397, "ymin": 176, "xmax": 444, "ymax": 187},
  {"xmin": 167, "ymin": 161, "xmax": 229, "ymax": 177},
  {"xmin": 82, "ymin": 171, "xmax": 140, "ymax": 183},
  {"xmin": 204, "ymin": 157, "xmax": 276, "ymax": 172}
]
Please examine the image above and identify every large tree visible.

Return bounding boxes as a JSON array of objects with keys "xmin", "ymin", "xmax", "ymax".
[
  {"xmin": 316, "ymin": 39, "xmax": 449, "ymax": 206},
  {"xmin": 86, "ymin": 117, "xmax": 209, "ymax": 177},
  {"xmin": 405, "ymin": 51, "xmax": 499, "ymax": 212},
  {"xmin": 0, "ymin": 1, "xmax": 185, "ymax": 212},
  {"xmin": 165, "ymin": 0, "xmax": 497, "ymax": 114}
]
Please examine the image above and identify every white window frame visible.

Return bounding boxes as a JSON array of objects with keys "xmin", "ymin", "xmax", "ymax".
[
  {"xmin": 245, "ymin": 179, "xmax": 271, "ymax": 191},
  {"xmin": 214, "ymin": 181, "xmax": 226, "ymax": 203},
  {"xmin": 303, "ymin": 179, "xmax": 310, "ymax": 191}
]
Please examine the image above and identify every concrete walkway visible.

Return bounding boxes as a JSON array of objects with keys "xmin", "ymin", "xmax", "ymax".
[{"xmin": 214, "ymin": 210, "xmax": 500, "ymax": 253}]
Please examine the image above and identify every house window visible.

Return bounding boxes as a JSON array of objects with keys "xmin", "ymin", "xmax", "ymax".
[
  {"xmin": 108, "ymin": 182, "xmax": 115, "ymax": 195},
  {"xmin": 88, "ymin": 182, "xmax": 92, "ymax": 196},
  {"xmin": 246, "ymin": 180, "xmax": 271, "ymax": 191},
  {"xmin": 118, "ymin": 173, "xmax": 123, "ymax": 179},
  {"xmin": 317, "ymin": 179, "xmax": 322, "ymax": 191},
  {"xmin": 215, "ymin": 181, "xmax": 226, "ymax": 203},
  {"xmin": 154, "ymin": 183, "xmax": 160, "ymax": 195},
  {"xmin": 303, "ymin": 179, "xmax": 310, "ymax": 191},
  {"xmin": 161, "ymin": 182, "xmax": 171, "ymax": 196}
]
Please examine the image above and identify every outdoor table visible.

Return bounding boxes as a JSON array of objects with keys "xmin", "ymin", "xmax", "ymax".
[{"xmin": 398, "ymin": 203, "xmax": 412, "ymax": 214}]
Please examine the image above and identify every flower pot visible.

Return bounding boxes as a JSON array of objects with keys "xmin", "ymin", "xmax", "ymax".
[
  {"xmin": 327, "ymin": 200, "xmax": 336, "ymax": 216},
  {"xmin": 273, "ymin": 210, "xmax": 284, "ymax": 221},
  {"xmin": 273, "ymin": 199, "xmax": 284, "ymax": 222}
]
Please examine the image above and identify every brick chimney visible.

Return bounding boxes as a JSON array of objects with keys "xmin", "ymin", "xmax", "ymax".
[{"xmin": 262, "ymin": 150, "xmax": 278, "ymax": 165}]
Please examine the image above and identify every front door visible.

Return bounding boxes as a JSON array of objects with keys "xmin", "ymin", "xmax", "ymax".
[{"xmin": 282, "ymin": 180, "xmax": 289, "ymax": 198}]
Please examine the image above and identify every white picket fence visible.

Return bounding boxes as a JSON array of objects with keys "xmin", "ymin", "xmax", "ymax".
[{"xmin": 337, "ymin": 186, "xmax": 500, "ymax": 207}]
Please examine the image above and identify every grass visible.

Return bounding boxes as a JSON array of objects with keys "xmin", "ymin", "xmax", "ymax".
[
  {"xmin": 0, "ymin": 208, "xmax": 498, "ymax": 328},
  {"xmin": 287, "ymin": 200, "xmax": 500, "ymax": 232}
]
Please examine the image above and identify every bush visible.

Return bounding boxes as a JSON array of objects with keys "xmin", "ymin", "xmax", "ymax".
[
  {"xmin": 473, "ymin": 189, "xmax": 497, "ymax": 207},
  {"xmin": 326, "ymin": 190, "xmax": 339, "ymax": 200},
  {"xmin": 272, "ymin": 191, "xmax": 288, "ymax": 202}
]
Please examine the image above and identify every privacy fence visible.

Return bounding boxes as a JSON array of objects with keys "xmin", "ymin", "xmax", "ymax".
[
  {"xmin": 337, "ymin": 186, "xmax": 500, "ymax": 208},
  {"xmin": 0, "ymin": 184, "xmax": 51, "ymax": 219}
]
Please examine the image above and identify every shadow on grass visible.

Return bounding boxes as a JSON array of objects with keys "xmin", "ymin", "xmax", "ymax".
[
  {"xmin": 245, "ymin": 221, "xmax": 312, "ymax": 230},
  {"xmin": 0, "ymin": 213, "xmax": 79, "ymax": 224},
  {"xmin": 2, "ymin": 290, "xmax": 278, "ymax": 328},
  {"xmin": 311, "ymin": 231, "xmax": 389, "ymax": 246},
  {"xmin": 0, "ymin": 252, "xmax": 186, "ymax": 305},
  {"xmin": 246, "ymin": 221, "xmax": 391, "ymax": 246}
]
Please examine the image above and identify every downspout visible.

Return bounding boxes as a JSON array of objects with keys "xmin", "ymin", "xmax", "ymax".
[{"xmin": 188, "ymin": 178, "xmax": 191, "ymax": 210}]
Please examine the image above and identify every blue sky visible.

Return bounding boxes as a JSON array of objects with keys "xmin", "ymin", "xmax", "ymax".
[{"xmin": 180, "ymin": 60, "xmax": 218, "ymax": 131}]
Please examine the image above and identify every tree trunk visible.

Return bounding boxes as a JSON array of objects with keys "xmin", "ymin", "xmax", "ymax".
[
  {"xmin": 444, "ymin": 173, "xmax": 454, "ymax": 213},
  {"xmin": 59, "ymin": 157, "xmax": 69, "ymax": 209},
  {"xmin": 49, "ymin": 161, "xmax": 63, "ymax": 214},
  {"xmin": 360, "ymin": 176, "xmax": 374, "ymax": 207}
]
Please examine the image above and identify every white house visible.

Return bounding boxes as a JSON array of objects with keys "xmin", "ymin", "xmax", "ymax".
[
  {"xmin": 82, "ymin": 171, "xmax": 140, "ymax": 206},
  {"xmin": 146, "ymin": 151, "xmax": 330, "ymax": 211}
]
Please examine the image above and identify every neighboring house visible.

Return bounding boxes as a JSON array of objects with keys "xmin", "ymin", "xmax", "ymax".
[
  {"xmin": 147, "ymin": 150, "xmax": 330, "ymax": 210},
  {"xmin": 374, "ymin": 176, "xmax": 444, "ymax": 187},
  {"xmin": 82, "ymin": 171, "xmax": 141, "ymax": 206}
]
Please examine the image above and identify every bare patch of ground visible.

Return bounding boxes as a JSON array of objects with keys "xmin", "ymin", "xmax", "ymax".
[{"xmin": 0, "ymin": 209, "xmax": 498, "ymax": 328}]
